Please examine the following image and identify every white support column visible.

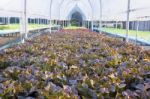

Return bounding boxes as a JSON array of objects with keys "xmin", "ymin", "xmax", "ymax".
[
  {"xmin": 88, "ymin": 0, "xmax": 94, "ymax": 31},
  {"xmin": 59, "ymin": 0, "xmax": 65, "ymax": 27},
  {"xmin": 22, "ymin": 0, "xmax": 28, "ymax": 39},
  {"xmin": 46, "ymin": 19, "xmax": 47, "ymax": 25},
  {"xmin": 136, "ymin": 20, "xmax": 139, "ymax": 45},
  {"xmin": 91, "ymin": 21, "xmax": 93, "ymax": 30},
  {"xmin": 62, "ymin": 20, "xmax": 64, "ymax": 28},
  {"xmin": 61, "ymin": 21, "xmax": 62, "ymax": 27},
  {"xmin": 65, "ymin": 20, "xmax": 67, "ymax": 27},
  {"xmin": 20, "ymin": 0, "xmax": 28, "ymax": 43},
  {"xmin": 126, "ymin": 0, "xmax": 131, "ymax": 42},
  {"xmin": 144, "ymin": 20, "xmax": 147, "ymax": 31},
  {"xmin": 49, "ymin": 0, "xmax": 52, "ymax": 33},
  {"xmin": 32, "ymin": 18, "xmax": 34, "ymax": 24},
  {"xmin": 28, "ymin": 18, "xmax": 30, "ymax": 24},
  {"xmin": 7, "ymin": 17, "xmax": 10, "ymax": 25},
  {"xmin": 43, "ymin": 19, "xmax": 45, "ymax": 25},
  {"xmin": 20, "ymin": 17, "xmax": 25, "ymax": 43},
  {"xmin": 116, "ymin": 21, "xmax": 118, "ymax": 29},
  {"xmin": 33, "ymin": 18, "xmax": 35, "ymax": 24},
  {"xmin": 63, "ymin": 20, "xmax": 64, "ymax": 27},
  {"xmin": 88, "ymin": 21, "xmax": 89, "ymax": 29},
  {"xmin": 45, "ymin": 19, "xmax": 46, "ymax": 24},
  {"xmin": 4, "ymin": 18, "xmax": 6, "ymax": 24},
  {"xmin": 86, "ymin": 21, "xmax": 88, "ymax": 28},
  {"xmin": 87, "ymin": 21, "xmax": 89, "ymax": 29},
  {"xmin": 35, "ymin": 18, "xmax": 36, "ymax": 24},
  {"xmin": 14, "ymin": 17, "xmax": 16, "ymax": 24},
  {"xmin": 35, "ymin": 19, "xmax": 36, "ymax": 24},
  {"xmin": 99, "ymin": 0, "xmax": 102, "ymax": 33},
  {"xmin": 57, "ymin": 20, "xmax": 59, "ymax": 26},
  {"xmin": 15, "ymin": 17, "xmax": 17, "ymax": 24},
  {"xmin": 65, "ymin": 20, "xmax": 66, "ymax": 27},
  {"xmin": 41, "ymin": 19, "xmax": 42, "ymax": 24},
  {"xmin": 49, "ymin": 20, "xmax": 51, "ymax": 33},
  {"xmin": 55, "ymin": 20, "xmax": 56, "ymax": 25},
  {"xmin": 37, "ymin": 18, "xmax": 39, "ymax": 24},
  {"xmin": 37, "ymin": 18, "xmax": 40, "ymax": 33},
  {"xmin": 24, "ymin": 0, "xmax": 28, "ymax": 38},
  {"xmin": 89, "ymin": 21, "xmax": 90, "ymax": 29},
  {"xmin": 2, "ymin": 17, "xmax": 5, "ymax": 24},
  {"xmin": 87, "ymin": 21, "xmax": 88, "ymax": 29},
  {"xmin": 91, "ymin": 21, "xmax": 94, "ymax": 30},
  {"xmin": 40, "ymin": 19, "xmax": 41, "ymax": 24},
  {"xmin": 132, "ymin": 21, "xmax": 134, "ymax": 30},
  {"xmin": 57, "ymin": 20, "xmax": 59, "ymax": 25},
  {"xmin": 61, "ymin": 20, "xmax": 62, "ymax": 26}
]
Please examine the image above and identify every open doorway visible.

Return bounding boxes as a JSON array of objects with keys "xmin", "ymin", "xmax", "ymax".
[{"xmin": 70, "ymin": 11, "xmax": 83, "ymax": 27}]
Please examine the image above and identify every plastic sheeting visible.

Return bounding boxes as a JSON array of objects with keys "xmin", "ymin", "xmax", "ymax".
[{"xmin": 0, "ymin": 0, "xmax": 150, "ymax": 21}]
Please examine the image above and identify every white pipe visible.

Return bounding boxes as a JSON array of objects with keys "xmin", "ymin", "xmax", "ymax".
[
  {"xmin": 20, "ymin": 17, "xmax": 25, "ymax": 43},
  {"xmin": 2, "ymin": 17, "xmax": 4, "ymax": 24},
  {"xmin": 99, "ymin": 0, "xmax": 102, "ymax": 33},
  {"xmin": 116, "ymin": 21, "xmax": 118, "ymax": 29},
  {"xmin": 88, "ymin": 0, "xmax": 94, "ymax": 31},
  {"xmin": 4, "ymin": 17, "xmax": 6, "ymax": 24},
  {"xmin": 14, "ymin": 17, "xmax": 16, "ymax": 24},
  {"xmin": 87, "ymin": 21, "xmax": 88, "ymax": 29},
  {"xmin": 24, "ymin": 0, "xmax": 27, "ymax": 38},
  {"xmin": 49, "ymin": 0, "xmax": 52, "ymax": 33},
  {"xmin": 7, "ymin": 17, "xmax": 10, "ymax": 25},
  {"xmin": 132, "ymin": 21, "xmax": 134, "ymax": 30},
  {"xmin": 136, "ymin": 20, "xmax": 139, "ymax": 45},
  {"xmin": 63, "ymin": 20, "xmax": 64, "ymax": 27},
  {"xmin": 43, "ymin": 19, "xmax": 45, "ymax": 24},
  {"xmin": 126, "ymin": 0, "xmax": 130, "ymax": 42},
  {"xmin": 46, "ymin": 19, "xmax": 48, "ymax": 25},
  {"xmin": 20, "ymin": 0, "xmax": 27, "ymax": 43},
  {"xmin": 88, "ymin": 21, "xmax": 90, "ymax": 29},
  {"xmin": 37, "ymin": 18, "xmax": 39, "ymax": 24},
  {"xmin": 91, "ymin": 21, "xmax": 93, "ymax": 30},
  {"xmin": 61, "ymin": 20, "xmax": 63, "ymax": 28},
  {"xmin": 15, "ymin": 17, "xmax": 17, "ymax": 24},
  {"xmin": 59, "ymin": 0, "xmax": 65, "ymax": 24},
  {"xmin": 33, "ymin": 18, "xmax": 35, "ymax": 24},
  {"xmin": 45, "ymin": 19, "xmax": 47, "ymax": 24}
]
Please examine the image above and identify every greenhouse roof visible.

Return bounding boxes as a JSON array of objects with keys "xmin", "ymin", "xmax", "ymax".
[{"xmin": 0, "ymin": 0, "xmax": 150, "ymax": 21}]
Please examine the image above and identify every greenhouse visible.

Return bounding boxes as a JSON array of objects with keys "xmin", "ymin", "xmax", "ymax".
[{"xmin": 0, "ymin": 0, "xmax": 150, "ymax": 98}]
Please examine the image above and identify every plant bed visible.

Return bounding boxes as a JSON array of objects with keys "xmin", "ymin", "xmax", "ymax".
[{"xmin": 0, "ymin": 29, "xmax": 149, "ymax": 99}]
